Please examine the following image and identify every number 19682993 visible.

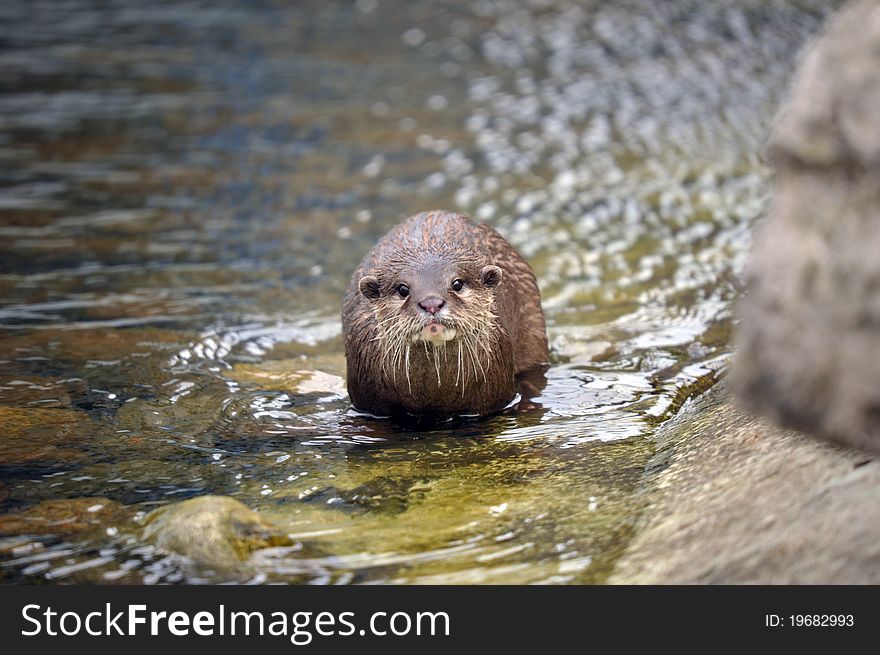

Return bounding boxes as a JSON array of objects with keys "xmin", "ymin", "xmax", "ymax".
[{"xmin": 765, "ymin": 615, "xmax": 854, "ymax": 627}]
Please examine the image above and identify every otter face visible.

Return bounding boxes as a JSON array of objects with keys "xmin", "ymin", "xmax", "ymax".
[
  {"xmin": 359, "ymin": 256, "xmax": 503, "ymax": 389},
  {"xmin": 359, "ymin": 260, "xmax": 502, "ymax": 346},
  {"xmin": 355, "ymin": 243, "xmax": 505, "ymax": 392}
]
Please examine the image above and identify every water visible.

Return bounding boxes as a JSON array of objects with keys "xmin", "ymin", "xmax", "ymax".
[{"xmin": 0, "ymin": 0, "xmax": 835, "ymax": 583}]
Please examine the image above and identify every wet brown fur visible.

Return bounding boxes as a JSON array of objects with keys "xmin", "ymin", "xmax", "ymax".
[{"xmin": 342, "ymin": 210, "xmax": 549, "ymax": 417}]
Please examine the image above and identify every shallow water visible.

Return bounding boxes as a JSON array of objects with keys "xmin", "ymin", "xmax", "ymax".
[{"xmin": 0, "ymin": 0, "xmax": 834, "ymax": 583}]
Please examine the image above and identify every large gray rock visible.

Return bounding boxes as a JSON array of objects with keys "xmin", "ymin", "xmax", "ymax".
[{"xmin": 734, "ymin": 0, "xmax": 880, "ymax": 452}]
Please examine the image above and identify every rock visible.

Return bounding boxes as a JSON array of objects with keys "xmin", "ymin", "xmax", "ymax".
[
  {"xmin": 734, "ymin": 0, "xmax": 880, "ymax": 452},
  {"xmin": 610, "ymin": 383, "xmax": 880, "ymax": 584},
  {"xmin": 113, "ymin": 394, "xmax": 224, "ymax": 439},
  {"xmin": 227, "ymin": 360, "xmax": 346, "ymax": 397},
  {"xmin": 0, "ymin": 497, "xmax": 134, "ymax": 536},
  {"xmin": 0, "ymin": 406, "xmax": 92, "ymax": 466},
  {"xmin": 142, "ymin": 496, "xmax": 292, "ymax": 568},
  {"xmin": 0, "ymin": 327, "xmax": 181, "ymax": 365},
  {"xmin": 297, "ymin": 475, "xmax": 432, "ymax": 515},
  {"xmin": 0, "ymin": 375, "xmax": 89, "ymax": 409},
  {"xmin": 768, "ymin": 0, "xmax": 880, "ymax": 169}
]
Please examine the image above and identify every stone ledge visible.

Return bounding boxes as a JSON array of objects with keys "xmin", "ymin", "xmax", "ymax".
[{"xmin": 610, "ymin": 382, "xmax": 880, "ymax": 584}]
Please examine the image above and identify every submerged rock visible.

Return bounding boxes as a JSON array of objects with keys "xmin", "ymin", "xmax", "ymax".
[
  {"xmin": 0, "ymin": 327, "xmax": 181, "ymax": 365},
  {"xmin": 734, "ymin": 0, "xmax": 880, "ymax": 452},
  {"xmin": 0, "ymin": 497, "xmax": 134, "ymax": 536},
  {"xmin": 0, "ymin": 406, "xmax": 92, "ymax": 466},
  {"xmin": 296, "ymin": 475, "xmax": 433, "ymax": 515},
  {"xmin": 142, "ymin": 495, "xmax": 292, "ymax": 568},
  {"xmin": 0, "ymin": 375, "xmax": 89, "ymax": 409},
  {"xmin": 227, "ymin": 360, "xmax": 346, "ymax": 398}
]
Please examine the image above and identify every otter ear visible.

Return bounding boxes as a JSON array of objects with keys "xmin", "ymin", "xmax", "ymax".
[
  {"xmin": 358, "ymin": 275, "xmax": 381, "ymax": 300},
  {"xmin": 480, "ymin": 265, "xmax": 502, "ymax": 289}
]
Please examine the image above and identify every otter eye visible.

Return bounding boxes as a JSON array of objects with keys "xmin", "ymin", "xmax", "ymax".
[
  {"xmin": 396, "ymin": 284, "xmax": 410, "ymax": 298},
  {"xmin": 451, "ymin": 279, "xmax": 464, "ymax": 292}
]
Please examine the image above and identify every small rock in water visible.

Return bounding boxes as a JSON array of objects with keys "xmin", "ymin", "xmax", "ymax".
[{"xmin": 142, "ymin": 495, "xmax": 291, "ymax": 568}]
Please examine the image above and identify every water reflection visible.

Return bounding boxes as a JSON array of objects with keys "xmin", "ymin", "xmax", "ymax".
[{"xmin": 0, "ymin": 0, "xmax": 836, "ymax": 583}]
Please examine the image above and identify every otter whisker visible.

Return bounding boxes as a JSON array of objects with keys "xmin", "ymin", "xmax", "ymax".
[
  {"xmin": 432, "ymin": 346, "xmax": 441, "ymax": 386},
  {"xmin": 455, "ymin": 339, "xmax": 463, "ymax": 390},
  {"xmin": 404, "ymin": 343, "xmax": 412, "ymax": 394}
]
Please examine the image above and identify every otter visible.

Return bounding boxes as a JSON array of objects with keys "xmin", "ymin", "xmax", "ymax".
[{"xmin": 342, "ymin": 210, "xmax": 549, "ymax": 418}]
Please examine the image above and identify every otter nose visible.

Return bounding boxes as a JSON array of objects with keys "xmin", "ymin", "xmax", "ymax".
[{"xmin": 418, "ymin": 296, "xmax": 445, "ymax": 315}]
